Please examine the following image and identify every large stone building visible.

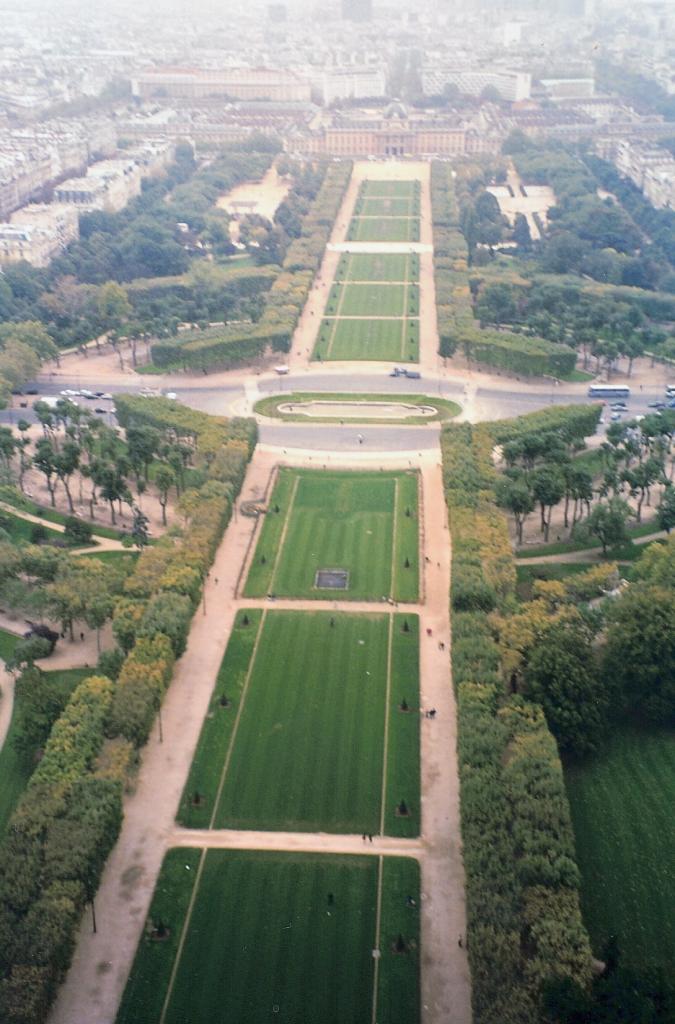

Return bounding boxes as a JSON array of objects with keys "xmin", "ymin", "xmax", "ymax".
[
  {"xmin": 0, "ymin": 203, "xmax": 79, "ymax": 267},
  {"xmin": 613, "ymin": 140, "xmax": 675, "ymax": 210},
  {"xmin": 132, "ymin": 68, "xmax": 312, "ymax": 103},
  {"xmin": 288, "ymin": 104, "xmax": 498, "ymax": 157},
  {"xmin": 422, "ymin": 67, "xmax": 531, "ymax": 103}
]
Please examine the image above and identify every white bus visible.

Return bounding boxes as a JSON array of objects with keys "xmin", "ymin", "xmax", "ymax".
[{"xmin": 587, "ymin": 385, "xmax": 630, "ymax": 399}]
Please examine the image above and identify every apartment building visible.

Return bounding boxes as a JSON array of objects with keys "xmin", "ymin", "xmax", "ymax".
[
  {"xmin": 132, "ymin": 68, "xmax": 312, "ymax": 103},
  {"xmin": 0, "ymin": 203, "xmax": 79, "ymax": 267},
  {"xmin": 54, "ymin": 159, "xmax": 142, "ymax": 213}
]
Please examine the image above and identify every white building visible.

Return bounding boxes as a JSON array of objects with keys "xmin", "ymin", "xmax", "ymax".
[
  {"xmin": 421, "ymin": 67, "xmax": 531, "ymax": 102},
  {"xmin": 54, "ymin": 158, "xmax": 142, "ymax": 214},
  {"xmin": 318, "ymin": 67, "xmax": 387, "ymax": 105},
  {"xmin": 614, "ymin": 140, "xmax": 675, "ymax": 210},
  {"xmin": 0, "ymin": 203, "xmax": 79, "ymax": 267}
]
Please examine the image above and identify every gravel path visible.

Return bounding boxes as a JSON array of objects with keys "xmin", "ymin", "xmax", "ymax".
[{"xmin": 48, "ymin": 447, "xmax": 470, "ymax": 1024}]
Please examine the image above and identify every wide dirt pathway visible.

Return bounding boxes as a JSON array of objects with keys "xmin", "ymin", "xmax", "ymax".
[{"xmin": 48, "ymin": 446, "xmax": 470, "ymax": 1024}]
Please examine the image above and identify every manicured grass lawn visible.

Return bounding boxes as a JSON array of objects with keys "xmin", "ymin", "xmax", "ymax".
[
  {"xmin": 335, "ymin": 252, "xmax": 419, "ymax": 282},
  {"xmin": 314, "ymin": 317, "xmax": 419, "ymax": 362},
  {"xmin": 347, "ymin": 217, "xmax": 420, "ymax": 243},
  {"xmin": 515, "ymin": 562, "xmax": 596, "ymax": 601},
  {"xmin": 565, "ymin": 726, "xmax": 675, "ymax": 970},
  {"xmin": 117, "ymin": 849, "xmax": 420, "ymax": 1024},
  {"xmin": 325, "ymin": 282, "xmax": 408, "ymax": 318},
  {"xmin": 179, "ymin": 611, "xmax": 420, "ymax": 836},
  {"xmin": 0, "ymin": 627, "xmax": 19, "ymax": 665},
  {"xmin": 0, "ymin": 666, "xmax": 91, "ymax": 837},
  {"xmin": 361, "ymin": 180, "xmax": 419, "ymax": 198},
  {"xmin": 78, "ymin": 550, "xmax": 140, "ymax": 569},
  {"xmin": 253, "ymin": 392, "xmax": 461, "ymax": 424},
  {"xmin": 244, "ymin": 469, "xmax": 419, "ymax": 602},
  {"xmin": 358, "ymin": 197, "xmax": 420, "ymax": 217},
  {"xmin": 0, "ymin": 508, "xmax": 67, "ymax": 545}
]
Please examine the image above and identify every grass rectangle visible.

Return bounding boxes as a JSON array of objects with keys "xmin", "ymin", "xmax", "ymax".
[
  {"xmin": 335, "ymin": 252, "xmax": 419, "ymax": 283},
  {"xmin": 211, "ymin": 611, "xmax": 389, "ymax": 832},
  {"xmin": 244, "ymin": 469, "xmax": 419, "ymax": 602},
  {"xmin": 118, "ymin": 849, "xmax": 419, "ymax": 1024},
  {"xmin": 177, "ymin": 609, "xmax": 263, "ymax": 828},
  {"xmin": 565, "ymin": 726, "xmax": 675, "ymax": 970},
  {"xmin": 314, "ymin": 317, "xmax": 419, "ymax": 362},
  {"xmin": 325, "ymin": 282, "xmax": 407, "ymax": 318},
  {"xmin": 378, "ymin": 857, "xmax": 421, "ymax": 1021},
  {"xmin": 180, "ymin": 609, "xmax": 420, "ymax": 836},
  {"xmin": 347, "ymin": 217, "xmax": 420, "ymax": 243},
  {"xmin": 361, "ymin": 180, "xmax": 418, "ymax": 198},
  {"xmin": 358, "ymin": 197, "xmax": 420, "ymax": 217},
  {"xmin": 386, "ymin": 615, "xmax": 420, "ymax": 837}
]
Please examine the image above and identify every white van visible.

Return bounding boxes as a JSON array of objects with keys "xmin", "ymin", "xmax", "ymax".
[{"xmin": 274, "ymin": 365, "xmax": 290, "ymax": 376}]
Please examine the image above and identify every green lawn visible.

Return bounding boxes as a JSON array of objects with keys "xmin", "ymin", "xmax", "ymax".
[
  {"xmin": 78, "ymin": 550, "xmax": 140, "ymax": 569},
  {"xmin": 565, "ymin": 726, "xmax": 675, "ymax": 970},
  {"xmin": 0, "ymin": 508, "xmax": 67, "ymax": 545},
  {"xmin": 0, "ymin": 666, "xmax": 91, "ymax": 837},
  {"xmin": 358, "ymin": 197, "xmax": 420, "ymax": 217},
  {"xmin": 335, "ymin": 253, "xmax": 419, "ymax": 283},
  {"xmin": 0, "ymin": 487, "xmax": 124, "ymax": 540},
  {"xmin": 179, "ymin": 611, "xmax": 420, "ymax": 835},
  {"xmin": 347, "ymin": 217, "xmax": 420, "ymax": 243},
  {"xmin": 515, "ymin": 562, "xmax": 596, "ymax": 602},
  {"xmin": 314, "ymin": 317, "xmax": 419, "ymax": 362},
  {"xmin": 0, "ymin": 628, "xmax": 19, "ymax": 665},
  {"xmin": 117, "ymin": 849, "xmax": 420, "ymax": 1024},
  {"xmin": 244, "ymin": 469, "xmax": 419, "ymax": 602},
  {"xmin": 361, "ymin": 180, "xmax": 419, "ymax": 198},
  {"xmin": 253, "ymin": 392, "xmax": 461, "ymax": 425},
  {"xmin": 325, "ymin": 282, "xmax": 408, "ymax": 318}
]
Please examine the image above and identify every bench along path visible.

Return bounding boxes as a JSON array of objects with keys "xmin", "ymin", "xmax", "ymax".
[{"xmin": 48, "ymin": 447, "xmax": 470, "ymax": 1024}]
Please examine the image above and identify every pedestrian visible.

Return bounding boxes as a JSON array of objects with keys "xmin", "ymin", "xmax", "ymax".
[
  {"xmin": 458, "ymin": 936, "xmax": 463, "ymax": 948},
  {"xmin": 80, "ymin": 632, "xmax": 84, "ymax": 641},
  {"xmin": 426, "ymin": 627, "xmax": 432, "ymax": 637},
  {"xmin": 362, "ymin": 833, "xmax": 367, "ymax": 842},
  {"xmin": 429, "ymin": 708, "xmax": 437, "ymax": 720},
  {"xmin": 215, "ymin": 577, "xmax": 219, "ymax": 585},
  {"xmin": 368, "ymin": 833, "xmax": 373, "ymax": 843}
]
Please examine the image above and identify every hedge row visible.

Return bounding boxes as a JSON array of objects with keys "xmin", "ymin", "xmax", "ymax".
[
  {"xmin": 0, "ymin": 405, "xmax": 257, "ymax": 1023},
  {"xmin": 431, "ymin": 163, "xmax": 577, "ymax": 377},
  {"xmin": 443, "ymin": 414, "xmax": 593, "ymax": 1023},
  {"xmin": 150, "ymin": 324, "xmax": 290, "ymax": 370},
  {"xmin": 489, "ymin": 402, "xmax": 602, "ymax": 447},
  {"xmin": 0, "ymin": 676, "xmax": 124, "ymax": 1020}
]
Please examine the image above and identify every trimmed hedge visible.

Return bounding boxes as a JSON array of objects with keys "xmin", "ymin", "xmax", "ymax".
[{"xmin": 444, "ymin": 412, "xmax": 594, "ymax": 1023}]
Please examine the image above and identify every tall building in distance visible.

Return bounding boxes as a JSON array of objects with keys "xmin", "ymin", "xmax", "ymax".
[{"xmin": 341, "ymin": 0, "xmax": 372, "ymax": 22}]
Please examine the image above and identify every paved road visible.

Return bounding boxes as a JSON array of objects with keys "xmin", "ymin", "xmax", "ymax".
[{"xmin": 2, "ymin": 373, "xmax": 668, "ymax": 451}]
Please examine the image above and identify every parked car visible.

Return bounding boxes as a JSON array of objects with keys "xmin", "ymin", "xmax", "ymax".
[
  {"xmin": 648, "ymin": 401, "xmax": 666, "ymax": 410},
  {"xmin": 611, "ymin": 411, "xmax": 622, "ymax": 421},
  {"xmin": 610, "ymin": 402, "xmax": 628, "ymax": 411}
]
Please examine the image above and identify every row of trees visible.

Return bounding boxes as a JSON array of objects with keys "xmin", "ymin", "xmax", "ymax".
[
  {"xmin": 496, "ymin": 411, "xmax": 675, "ymax": 549},
  {"xmin": 444, "ymin": 407, "xmax": 596, "ymax": 1023},
  {"xmin": 4, "ymin": 397, "xmax": 196, "ymax": 528},
  {"xmin": 0, "ymin": 402, "xmax": 258, "ymax": 1024}
]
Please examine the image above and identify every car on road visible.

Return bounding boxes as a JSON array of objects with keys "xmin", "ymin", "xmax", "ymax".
[
  {"xmin": 648, "ymin": 401, "xmax": 666, "ymax": 410},
  {"xmin": 60, "ymin": 389, "xmax": 80, "ymax": 397},
  {"xmin": 610, "ymin": 411, "xmax": 623, "ymax": 421},
  {"xmin": 25, "ymin": 387, "xmax": 38, "ymax": 395},
  {"xmin": 390, "ymin": 367, "xmax": 421, "ymax": 379},
  {"xmin": 81, "ymin": 389, "xmax": 95, "ymax": 399},
  {"xmin": 610, "ymin": 402, "xmax": 628, "ymax": 411},
  {"xmin": 94, "ymin": 407, "xmax": 108, "ymax": 414}
]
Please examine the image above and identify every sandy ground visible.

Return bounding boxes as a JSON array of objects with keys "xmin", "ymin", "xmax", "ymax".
[
  {"xmin": 487, "ymin": 163, "xmax": 556, "ymax": 242},
  {"xmin": 48, "ymin": 445, "xmax": 470, "ymax": 1024},
  {"xmin": 217, "ymin": 165, "xmax": 290, "ymax": 243}
]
